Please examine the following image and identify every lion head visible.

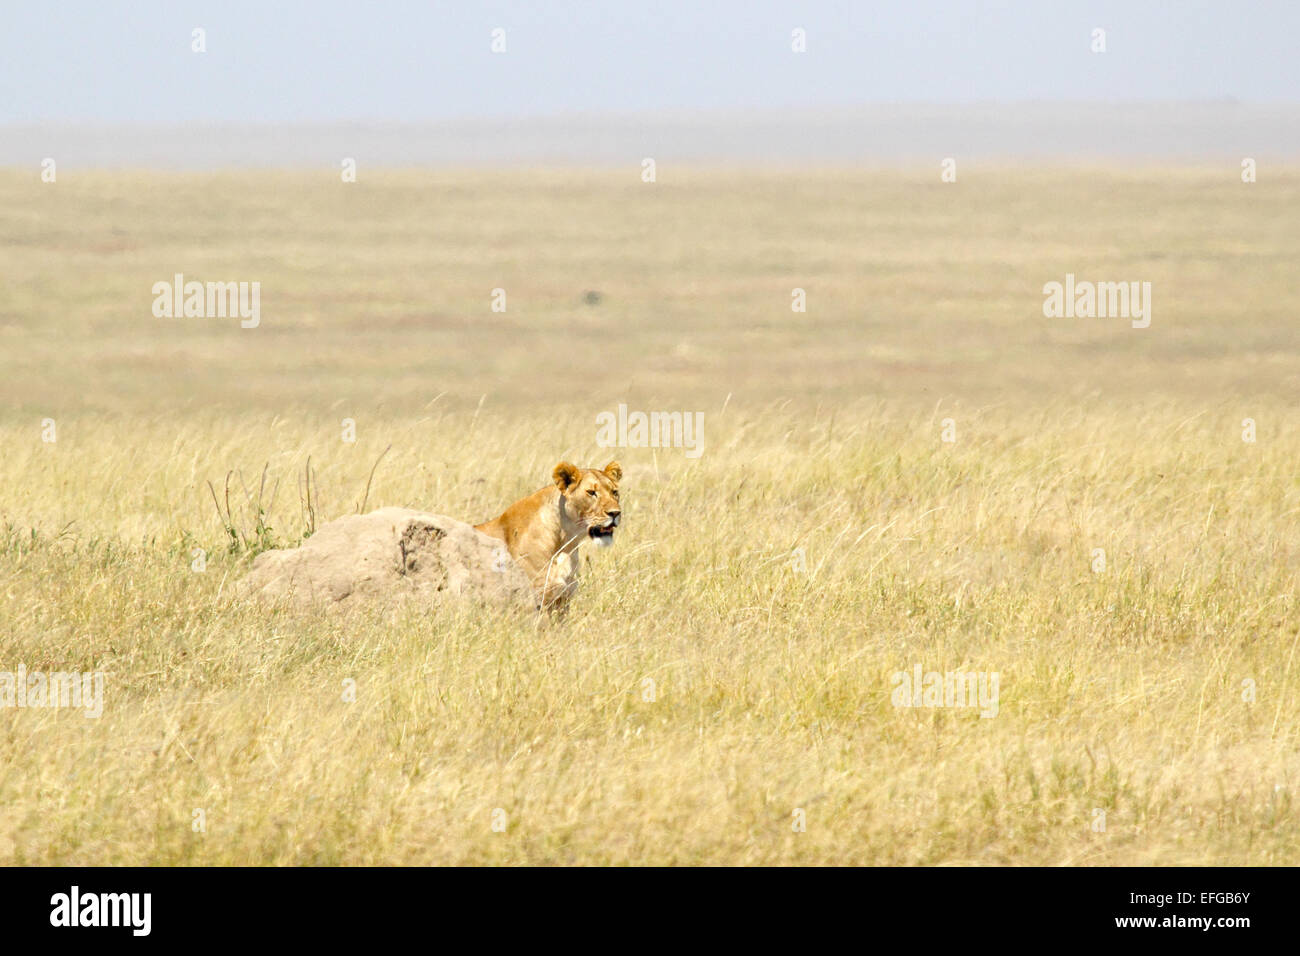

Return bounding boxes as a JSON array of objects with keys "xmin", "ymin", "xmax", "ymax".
[{"xmin": 553, "ymin": 460, "xmax": 622, "ymax": 548}]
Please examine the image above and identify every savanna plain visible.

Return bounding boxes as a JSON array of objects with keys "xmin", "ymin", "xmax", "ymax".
[{"xmin": 0, "ymin": 166, "xmax": 1296, "ymax": 864}]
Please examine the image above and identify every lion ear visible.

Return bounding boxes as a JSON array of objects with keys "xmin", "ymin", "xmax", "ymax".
[
  {"xmin": 603, "ymin": 460, "xmax": 623, "ymax": 482},
  {"xmin": 553, "ymin": 461, "xmax": 581, "ymax": 490}
]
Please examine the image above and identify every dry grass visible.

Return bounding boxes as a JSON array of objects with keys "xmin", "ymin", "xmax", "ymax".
[{"xmin": 0, "ymin": 167, "xmax": 1297, "ymax": 864}]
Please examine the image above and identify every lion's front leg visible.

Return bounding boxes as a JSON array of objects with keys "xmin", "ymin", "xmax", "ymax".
[{"xmin": 536, "ymin": 551, "xmax": 580, "ymax": 616}]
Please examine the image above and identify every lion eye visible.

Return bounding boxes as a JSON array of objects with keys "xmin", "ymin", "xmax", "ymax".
[
  {"xmin": 588, "ymin": 489, "xmax": 597, "ymax": 497},
  {"xmin": 612, "ymin": 490, "xmax": 619, "ymax": 498}
]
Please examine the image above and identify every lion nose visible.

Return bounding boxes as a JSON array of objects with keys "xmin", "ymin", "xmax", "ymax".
[{"xmin": 607, "ymin": 509, "xmax": 620, "ymax": 523}]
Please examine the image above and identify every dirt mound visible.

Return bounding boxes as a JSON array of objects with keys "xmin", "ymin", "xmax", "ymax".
[{"xmin": 241, "ymin": 507, "xmax": 533, "ymax": 608}]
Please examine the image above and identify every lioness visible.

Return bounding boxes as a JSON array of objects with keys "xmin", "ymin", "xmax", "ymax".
[{"xmin": 475, "ymin": 460, "xmax": 622, "ymax": 613}]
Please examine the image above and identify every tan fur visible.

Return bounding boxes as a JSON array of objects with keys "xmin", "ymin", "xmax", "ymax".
[{"xmin": 475, "ymin": 461, "xmax": 622, "ymax": 613}]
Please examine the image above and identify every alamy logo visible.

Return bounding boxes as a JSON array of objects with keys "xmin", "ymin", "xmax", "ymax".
[
  {"xmin": 1042, "ymin": 273, "xmax": 1151, "ymax": 328},
  {"xmin": 891, "ymin": 664, "xmax": 1000, "ymax": 718},
  {"xmin": 152, "ymin": 273, "xmax": 260, "ymax": 328},
  {"xmin": 596, "ymin": 403, "xmax": 703, "ymax": 458},
  {"xmin": 0, "ymin": 666, "xmax": 104, "ymax": 718},
  {"xmin": 50, "ymin": 886, "xmax": 151, "ymax": 936}
]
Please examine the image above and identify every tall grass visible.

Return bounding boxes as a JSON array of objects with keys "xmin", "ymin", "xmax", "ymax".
[{"xmin": 0, "ymin": 168, "xmax": 1296, "ymax": 863}]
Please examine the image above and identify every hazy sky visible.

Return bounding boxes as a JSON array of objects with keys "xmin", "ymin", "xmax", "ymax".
[{"xmin": 3, "ymin": 1, "xmax": 1299, "ymax": 124}]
